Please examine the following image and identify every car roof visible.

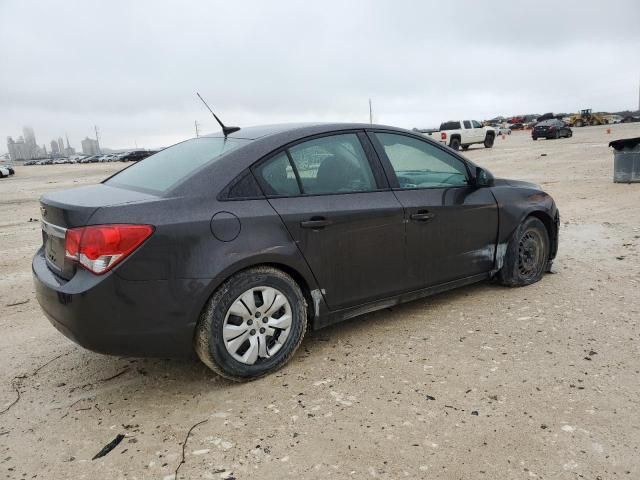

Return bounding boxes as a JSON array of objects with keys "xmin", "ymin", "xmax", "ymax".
[{"xmin": 202, "ymin": 122, "xmax": 407, "ymax": 141}]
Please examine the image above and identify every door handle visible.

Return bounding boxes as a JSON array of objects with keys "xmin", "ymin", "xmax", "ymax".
[
  {"xmin": 410, "ymin": 211, "xmax": 435, "ymax": 222},
  {"xmin": 300, "ymin": 217, "xmax": 332, "ymax": 229}
]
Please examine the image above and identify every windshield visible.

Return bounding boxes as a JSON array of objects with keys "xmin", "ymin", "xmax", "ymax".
[{"xmin": 106, "ymin": 137, "xmax": 250, "ymax": 193}]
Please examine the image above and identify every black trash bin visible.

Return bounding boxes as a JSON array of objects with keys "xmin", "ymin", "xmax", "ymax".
[{"xmin": 609, "ymin": 137, "xmax": 640, "ymax": 183}]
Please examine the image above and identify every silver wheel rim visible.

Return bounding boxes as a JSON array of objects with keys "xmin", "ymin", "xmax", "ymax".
[{"xmin": 223, "ymin": 286, "xmax": 293, "ymax": 365}]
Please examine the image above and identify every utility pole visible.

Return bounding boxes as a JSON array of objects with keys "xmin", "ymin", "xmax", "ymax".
[
  {"xmin": 94, "ymin": 125, "xmax": 101, "ymax": 154},
  {"xmin": 369, "ymin": 99, "xmax": 373, "ymax": 124},
  {"xmin": 195, "ymin": 120, "xmax": 200, "ymax": 137}
]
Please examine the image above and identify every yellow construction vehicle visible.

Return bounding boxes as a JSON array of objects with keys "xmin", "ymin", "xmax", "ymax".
[{"xmin": 567, "ymin": 109, "xmax": 608, "ymax": 127}]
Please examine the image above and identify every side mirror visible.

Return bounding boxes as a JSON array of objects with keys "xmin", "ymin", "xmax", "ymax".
[{"xmin": 475, "ymin": 166, "xmax": 494, "ymax": 187}]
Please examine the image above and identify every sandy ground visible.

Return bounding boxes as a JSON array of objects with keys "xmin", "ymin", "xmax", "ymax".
[{"xmin": 1, "ymin": 123, "xmax": 639, "ymax": 480}]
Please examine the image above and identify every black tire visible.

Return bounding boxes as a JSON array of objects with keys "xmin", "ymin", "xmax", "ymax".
[
  {"xmin": 194, "ymin": 266, "xmax": 308, "ymax": 382},
  {"xmin": 450, "ymin": 137, "xmax": 461, "ymax": 151},
  {"xmin": 484, "ymin": 134, "xmax": 494, "ymax": 148},
  {"xmin": 532, "ymin": 136, "xmax": 537, "ymax": 141},
  {"xmin": 498, "ymin": 217, "xmax": 549, "ymax": 287},
  {"xmin": 461, "ymin": 144, "xmax": 470, "ymax": 151},
  {"xmin": 554, "ymin": 131, "xmax": 559, "ymax": 139},
  {"xmin": 567, "ymin": 130, "xmax": 572, "ymax": 138}
]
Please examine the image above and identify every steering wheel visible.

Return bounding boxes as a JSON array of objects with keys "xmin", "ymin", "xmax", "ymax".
[{"xmin": 438, "ymin": 174, "xmax": 461, "ymax": 185}]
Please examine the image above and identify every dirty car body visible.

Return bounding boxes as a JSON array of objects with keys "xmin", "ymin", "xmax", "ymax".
[{"xmin": 33, "ymin": 123, "xmax": 559, "ymax": 358}]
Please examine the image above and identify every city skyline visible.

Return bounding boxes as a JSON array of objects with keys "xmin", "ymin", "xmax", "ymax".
[{"xmin": 5, "ymin": 126, "xmax": 104, "ymax": 161}]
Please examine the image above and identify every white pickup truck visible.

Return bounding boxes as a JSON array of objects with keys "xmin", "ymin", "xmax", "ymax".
[{"xmin": 422, "ymin": 120, "xmax": 496, "ymax": 151}]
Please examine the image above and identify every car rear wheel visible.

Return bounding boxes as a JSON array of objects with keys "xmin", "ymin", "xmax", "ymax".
[
  {"xmin": 532, "ymin": 136, "xmax": 537, "ymax": 141},
  {"xmin": 498, "ymin": 216, "xmax": 549, "ymax": 287},
  {"xmin": 450, "ymin": 137, "xmax": 461, "ymax": 150},
  {"xmin": 195, "ymin": 266, "xmax": 307, "ymax": 381},
  {"xmin": 484, "ymin": 134, "xmax": 495, "ymax": 148}
]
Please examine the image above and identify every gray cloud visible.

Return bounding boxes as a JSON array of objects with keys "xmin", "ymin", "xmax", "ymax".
[{"xmin": 1, "ymin": 0, "xmax": 639, "ymax": 150}]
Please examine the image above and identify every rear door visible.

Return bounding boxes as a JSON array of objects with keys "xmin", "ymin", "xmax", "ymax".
[
  {"xmin": 253, "ymin": 131, "xmax": 407, "ymax": 310},
  {"xmin": 369, "ymin": 131, "xmax": 499, "ymax": 290}
]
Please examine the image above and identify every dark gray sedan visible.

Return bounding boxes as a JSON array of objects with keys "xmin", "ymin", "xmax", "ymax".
[{"xmin": 33, "ymin": 123, "xmax": 559, "ymax": 381}]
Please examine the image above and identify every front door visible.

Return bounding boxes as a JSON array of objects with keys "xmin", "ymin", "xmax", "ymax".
[
  {"xmin": 253, "ymin": 132, "xmax": 407, "ymax": 310},
  {"xmin": 471, "ymin": 120, "xmax": 486, "ymax": 143},
  {"xmin": 369, "ymin": 131, "xmax": 499, "ymax": 290}
]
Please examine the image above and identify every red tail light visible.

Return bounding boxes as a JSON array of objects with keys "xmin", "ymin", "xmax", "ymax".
[
  {"xmin": 65, "ymin": 224, "xmax": 154, "ymax": 274},
  {"xmin": 441, "ymin": 132, "xmax": 447, "ymax": 140}
]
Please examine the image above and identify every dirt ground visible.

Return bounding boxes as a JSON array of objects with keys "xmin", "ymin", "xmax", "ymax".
[{"xmin": 1, "ymin": 123, "xmax": 639, "ymax": 480}]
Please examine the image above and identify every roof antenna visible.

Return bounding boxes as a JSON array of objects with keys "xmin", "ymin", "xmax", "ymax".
[{"xmin": 196, "ymin": 92, "xmax": 240, "ymax": 137}]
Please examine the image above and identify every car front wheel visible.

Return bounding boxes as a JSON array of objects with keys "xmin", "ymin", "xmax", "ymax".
[
  {"xmin": 498, "ymin": 216, "xmax": 549, "ymax": 287},
  {"xmin": 195, "ymin": 267, "xmax": 308, "ymax": 381}
]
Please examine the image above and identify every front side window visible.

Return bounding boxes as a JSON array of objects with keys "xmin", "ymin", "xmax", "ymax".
[
  {"xmin": 106, "ymin": 137, "xmax": 249, "ymax": 193},
  {"xmin": 374, "ymin": 133, "xmax": 469, "ymax": 189},
  {"xmin": 463, "ymin": 120, "xmax": 472, "ymax": 129},
  {"xmin": 288, "ymin": 134, "xmax": 377, "ymax": 195},
  {"xmin": 472, "ymin": 120, "xmax": 482, "ymax": 128}
]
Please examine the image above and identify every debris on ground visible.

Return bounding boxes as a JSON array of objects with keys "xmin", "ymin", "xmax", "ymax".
[{"xmin": 92, "ymin": 434, "xmax": 125, "ymax": 460}]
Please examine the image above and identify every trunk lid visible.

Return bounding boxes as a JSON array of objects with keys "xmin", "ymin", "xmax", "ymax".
[{"xmin": 40, "ymin": 184, "xmax": 158, "ymax": 279}]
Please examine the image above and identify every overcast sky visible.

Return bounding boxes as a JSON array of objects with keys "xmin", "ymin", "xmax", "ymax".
[{"xmin": 1, "ymin": 0, "xmax": 639, "ymax": 151}]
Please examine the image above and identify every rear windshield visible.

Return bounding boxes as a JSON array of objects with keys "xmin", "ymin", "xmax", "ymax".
[
  {"xmin": 440, "ymin": 121, "xmax": 461, "ymax": 130},
  {"xmin": 538, "ymin": 120, "xmax": 558, "ymax": 126},
  {"xmin": 106, "ymin": 137, "xmax": 249, "ymax": 193}
]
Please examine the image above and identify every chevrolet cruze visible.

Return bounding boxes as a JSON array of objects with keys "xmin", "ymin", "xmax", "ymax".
[{"xmin": 33, "ymin": 123, "xmax": 559, "ymax": 381}]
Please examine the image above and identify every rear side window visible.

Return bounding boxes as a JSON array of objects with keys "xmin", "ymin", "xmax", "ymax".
[
  {"xmin": 106, "ymin": 137, "xmax": 249, "ymax": 193},
  {"xmin": 375, "ymin": 133, "xmax": 469, "ymax": 189},
  {"xmin": 256, "ymin": 134, "xmax": 378, "ymax": 196},
  {"xmin": 256, "ymin": 152, "xmax": 301, "ymax": 196},
  {"xmin": 288, "ymin": 134, "xmax": 376, "ymax": 195},
  {"xmin": 441, "ymin": 121, "xmax": 461, "ymax": 130}
]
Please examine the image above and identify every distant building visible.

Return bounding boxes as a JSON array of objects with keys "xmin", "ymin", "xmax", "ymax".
[
  {"xmin": 63, "ymin": 135, "xmax": 75, "ymax": 156},
  {"xmin": 81, "ymin": 137, "xmax": 100, "ymax": 155},
  {"xmin": 7, "ymin": 135, "xmax": 43, "ymax": 161},
  {"xmin": 6, "ymin": 126, "xmax": 43, "ymax": 160}
]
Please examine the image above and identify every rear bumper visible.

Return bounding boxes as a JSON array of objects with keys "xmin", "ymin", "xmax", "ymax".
[{"xmin": 32, "ymin": 247, "xmax": 209, "ymax": 357}]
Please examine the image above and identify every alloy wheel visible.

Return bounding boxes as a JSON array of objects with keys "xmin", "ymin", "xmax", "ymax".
[{"xmin": 223, "ymin": 286, "xmax": 292, "ymax": 365}]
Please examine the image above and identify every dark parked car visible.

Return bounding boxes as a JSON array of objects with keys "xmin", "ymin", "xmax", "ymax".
[
  {"xmin": 120, "ymin": 150, "xmax": 159, "ymax": 162},
  {"xmin": 33, "ymin": 123, "xmax": 559, "ymax": 381},
  {"xmin": 532, "ymin": 120, "xmax": 572, "ymax": 140}
]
